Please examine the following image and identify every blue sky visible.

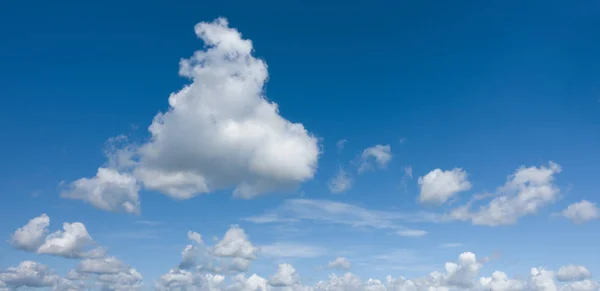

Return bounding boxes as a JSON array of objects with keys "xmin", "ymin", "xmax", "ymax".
[{"xmin": 1, "ymin": 0, "xmax": 599, "ymax": 290}]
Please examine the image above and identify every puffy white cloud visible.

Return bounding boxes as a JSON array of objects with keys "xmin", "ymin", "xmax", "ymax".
[
  {"xmin": 96, "ymin": 268, "xmax": 143, "ymax": 291},
  {"xmin": 531, "ymin": 268, "xmax": 558, "ymax": 291},
  {"xmin": 10, "ymin": 213, "xmax": 49, "ymax": 252},
  {"xmin": 212, "ymin": 225, "xmax": 258, "ymax": 260},
  {"xmin": 328, "ymin": 168, "xmax": 352, "ymax": 194},
  {"xmin": 134, "ymin": 17, "xmax": 319, "ymax": 200},
  {"xmin": 556, "ymin": 265, "xmax": 592, "ymax": 282},
  {"xmin": 37, "ymin": 222, "xmax": 94, "ymax": 258},
  {"xmin": 189, "ymin": 231, "xmax": 204, "ymax": 245},
  {"xmin": 77, "ymin": 257, "xmax": 129, "ymax": 274},
  {"xmin": 358, "ymin": 145, "xmax": 392, "ymax": 173},
  {"xmin": 10, "ymin": 214, "xmax": 97, "ymax": 259},
  {"xmin": 560, "ymin": 200, "xmax": 600, "ymax": 224},
  {"xmin": 0, "ymin": 261, "xmax": 60, "ymax": 288},
  {"xmin": 418, "ymin": 168, "xmax": 471, "ymax": 205},
  {"xmin": 479, "ymin": 271, "xmax": 526, "ymax": 291},
  {"xmin": 450, "ymin": 162, "xmax": 562, "ymax": 226},
  {"xmin": 269, "ymin": 264, "xmax": 300, "ymax": 287},
  {"xmin": 327, "ymin": 257, "xmax": 351, "ymax": 270},
  {"xmin": 561, "ymin": 280, "xmax": 600, "ymax": 291},
  {"xmin": 442, "ymin": 252, "xmax": 482, "ymax": 288},
  {"xmin": 61, "ymin": 167, "xmax": 140, "ymax": 215},
  {"xmin": 63, "ymin": 17, "xmax": 319, "ymax": 212}
]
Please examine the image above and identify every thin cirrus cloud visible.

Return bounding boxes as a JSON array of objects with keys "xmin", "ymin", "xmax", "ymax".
[{"xmin": 60, "ymin": 17, "xmax": 320, "ymax": 214}]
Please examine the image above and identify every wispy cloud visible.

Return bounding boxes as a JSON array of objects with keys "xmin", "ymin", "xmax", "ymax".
[
  {"xmin": 244, "ymin": 199, "xmax": 436, "ymax": 237},
  {"xmin": 259, "ymin": 242, "xmax": 327, "ymax": 258},
  {"xmin": 439, "ymin": 243, "xmax": 464, "ymax": 248},
  {"xmin": 135, "ymin": 220, "xmax": 164, "ymax": 226}
]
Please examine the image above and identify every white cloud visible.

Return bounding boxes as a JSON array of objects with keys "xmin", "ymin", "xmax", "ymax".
[
  {"xmin": 10, "ymin": 214, "xmax": 97, "ymax": 259},
  {"xmin": 396, "ymin": 229, "xmax": 428, "ymax": 237},
  {"xmin": 0, "ymin": 261, "xmax": 60, "ymax": 288},
  {"xmin": 479, "ymin": 271, "xmax": 526, "ymax": 291},
  {"xmin": 134, "ymin": 18, "xmax": 319, "ymax": 200},
  {"xmin": 560, "ymin": 200, "xmax": 600, "ymax": 224},
  {"xmin": 531, "ymin": 267, "xmax": 557, "ymax": 291},
  {"xmin": 259, "ymin": 242, "xmax": 326, "ymax": 258},
  {"xmin": 449, "ymin": 162, "xmax": 562, "ymax": 226},
  {"xmin": 61, "ymin": 167, "xmax": 140, "ymax": 215},
  {"xmin": 269, "ymin": 264, "xmax": 300, "ymax": 287},
  {"xmin": 10, "ymin": 213, "xmax": 49, "ymax": 252},
  {"xmin": 77, "ymin": 257, "xmax": 129, "ymax": 274},
  {"xmin": 328, "ymin": 168, "xmax": 352, "ymax": 194},
  {"xmin": 188, "ymin": 231, "xmax": 204, "ymax": 245},
  {"xmin": 439, "ymin": 243, "xmax": 463, "ymax": 248},
  {"xmin": 327, "ymin": 257, "xmax": 351, "ymax": 270},
  {"xmin": 561, "ymin": 279, "xmax": 600, "ymax": 291},
  {"xmin": 212, "ymin": 225, "xmax": 258, "ymax": 260},
  {"xmin": 358, "ymin": 145, "xmax": 392, "ymax": 173},
  {"xmin": 64, "ymin": 17, "xmax": 320, "ymax": 213},
  {"xmin": 556, "ymin": 265, "xmax": 592, "ymax": 282},
  {"xmin": 418, "ymin": 168, "xmax": 471, "ymax": 205},
  {"xmin": 37, "ymin": 222, "xmax": 94, "ymax": 258}
]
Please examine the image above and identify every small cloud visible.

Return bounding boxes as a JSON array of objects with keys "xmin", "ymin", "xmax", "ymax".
[
  {"xmin": 399, "ymin": 137, "xmax": 407, "ymax": 144},
  {"xmin": 327, "ymin": 168, "xmax": 352, "ymax": 194},
  {"xmin": 336, "ymin": 139, "xmax": 348, "ymax": 153},
  {"xmin": 396, "ymin": 229, "xmax": 428, "ymax": 237},
  {"xmin": 326, "ymin": 257, "xmax": 351, "ymax": 270},
  {"xmin": 404, "ymin": 166, "xmax": 413, "ymax": 179},
  {"xmin": 358, "ymin": 145, "xmax": 392, "ymax": 173},
  {"xmin": 557, "ymin": 200, "xmax": 599, "ymax": 224},
  {"xmin": 439, "ymin": 243, "xmax": 463, "ymax": 248}
]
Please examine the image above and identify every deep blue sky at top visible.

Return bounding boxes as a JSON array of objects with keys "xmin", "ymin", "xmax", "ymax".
[{"xmin": 0, "ymin": 0, "xmax": 599, "ymax": 276}]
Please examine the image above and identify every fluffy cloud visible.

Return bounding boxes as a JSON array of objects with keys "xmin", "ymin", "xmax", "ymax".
[
  {"xmin": 358, "ymin": 145, "xmax": 392, "ymax": 173},
  {"xmin": 63, "ymin": 17, "xmax": 320, "ymax": 213},
  {"xmin": 0, "ymin": 261, "xmax": 60, "ymax": 288},
  {"xmin": 418, "ymin": 168, "xmax": 472, "ymax": 205},
  {"xmin": 61, "ymin": 167, "xmax": 141, "ymax": 215},
  {"xmin": 327, "ymin": 257, "xmax": 351, "ymax": 270},
  {"xmin": 479, "ymin": 271, "xmax": 527, "ymax": 291},
  {"xmin": 269, "ymin": 264, "xmax": 300, "ymax": 287},
  {"xmin": 327, "ymin": 168, "xmax": 352, "ymax": 194},
  {"xmin": 10, "ymin": 214, "xmax": 96, "ymax": 259},
  {"xmin": 76, "ymin": 257, "xmax": 143, "ymax": 290},
  {"xmin": 135, "ymin": 18, "xmax": 319, "ymax": 200},
  {"xmin": 212, "ymin": 225, "xmax": 258, "ymax": 260},
  {"xmin": 531, "ymin": 268, "xmax": 557, "ymax": 291},
  {"xmin": 556, "ymin": 265, "xmax": 592, "ymax": 282},
  {"xmin": 449, "ymin": 162, "xmax": 562, "ymax": 226},
  {"xmin": 560, "ymin": 200, "xmax": 600, "ymax": 224},
  {"xmin": 10, "ymin": 214, "xmax": 49, "ymax": 252}
]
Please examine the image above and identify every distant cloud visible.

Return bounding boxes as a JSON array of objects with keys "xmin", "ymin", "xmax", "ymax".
[
  {"xmin": 259, "ymin": 242, "xmax": 326, "ymax": 258},
  {"xmin": 418, "ymin": 168, "xmax": 471, "ymax": 205},
  {"xmin": 358, "ymin": 144, "xmax": 392, "ymax": 173},
  {"xmin": 396, "ymin": 229, "xmax": 428, "ymax": 237},
  {"xmin": 448, "ymin": 162, "xmax": 562, "ymax": 226},
  {"xmin": 327, "ymin": 257, "xmax": 351, "ymax": 270},
  {"xmin": 327, "ymin": 167, "xmax": 352, "ymax": 194},
  {"xmin": 558, "ymin": 200, "xmax": 599, "ymax": 224},
  {"xmin": 439, "ymin": 243, "xmax": 464, "ymax": 248},
  {"xmin": 336, "ymin": 139, "xmax": 348, "ymax": 153}
]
